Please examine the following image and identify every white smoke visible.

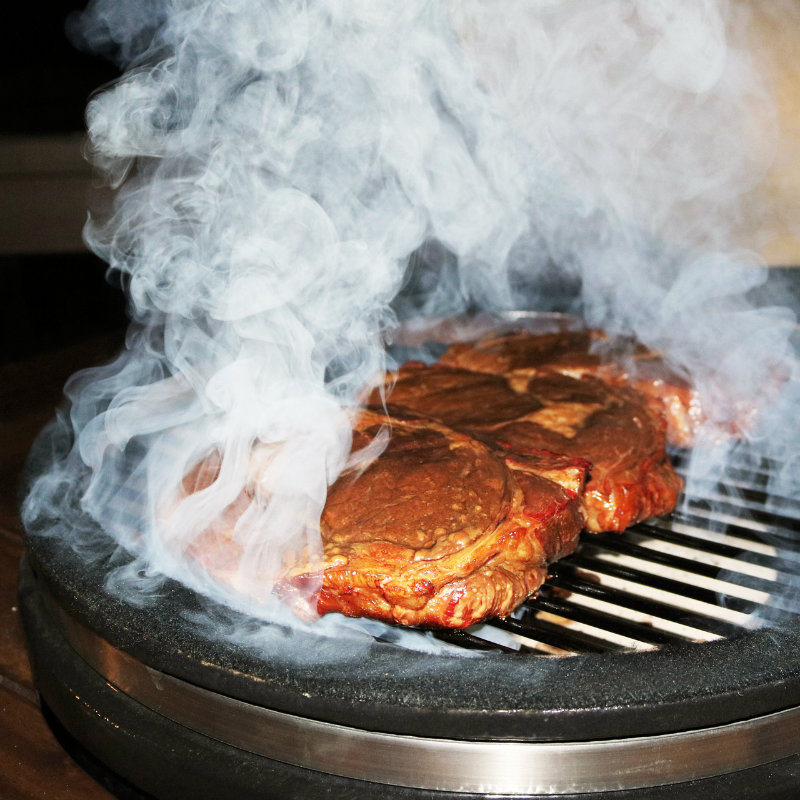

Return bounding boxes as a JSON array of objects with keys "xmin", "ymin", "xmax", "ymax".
[{"xmin": 22, "ymin": 0, "xmax": 800, "ymax": 645}]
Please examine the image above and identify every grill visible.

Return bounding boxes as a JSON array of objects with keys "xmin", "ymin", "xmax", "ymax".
[{"xmin": 19, "ymin": 428, "xmax": 800, "ymax": 799}]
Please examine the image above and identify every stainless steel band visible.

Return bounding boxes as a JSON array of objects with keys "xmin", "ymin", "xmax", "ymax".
[{"xmin": 49, "ymin": 595, "xmax": 800, "ymax": 796}]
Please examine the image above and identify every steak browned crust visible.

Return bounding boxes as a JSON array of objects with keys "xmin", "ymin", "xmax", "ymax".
[
  {"xmin": 287, "ymin": 408, "xmax": 588, "ymax": 628},
  {"xmin": 185, "ymin": 327, "xmax": 685, "ymax": 629},
  {"xmin": 379, "ymin": 362, "xmax": 682, "ymax": 533},
  {"xmin": 441, "ymin": 330, "xmax": 702, "ymax": 447}
]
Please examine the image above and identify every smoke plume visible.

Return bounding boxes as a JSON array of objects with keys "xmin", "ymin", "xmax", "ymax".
[{"xmin": 23, "ymin": 0, "xmax": 799, "ymax": 646}]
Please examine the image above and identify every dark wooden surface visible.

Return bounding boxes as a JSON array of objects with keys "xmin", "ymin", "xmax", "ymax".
[{"xmin": 0, "ymin": 333, "xmax": 123, "ymax": 800}]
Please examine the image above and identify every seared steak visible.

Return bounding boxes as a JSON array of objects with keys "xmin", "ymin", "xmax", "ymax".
[
  {"xmin": 379, "ymin": 362, "xmax": 682, "ymax": 532},
  {"xmin": 286, "ymin": 408, "xmax": 588, "ymax": 628},
  {"xmin": 186, "ymin": 327, "xmax": 685, "ymax": 629},
  {"xmin": 440, "ymin": 330, "xmax": 701, "ymax": 447}
]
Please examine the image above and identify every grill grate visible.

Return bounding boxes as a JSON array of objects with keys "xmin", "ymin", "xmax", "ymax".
[{"xmin": 440, "ymin": 447, "xmax": 800, "ymax": 655}]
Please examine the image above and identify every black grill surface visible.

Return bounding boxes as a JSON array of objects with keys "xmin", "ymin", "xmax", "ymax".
[
  {"xmin": 441, "ymin": 448, "xmax": 800, "ymax": 656},
  {"xmin": 20, "ymin": 434, "xmax": 800, "ymax": 743}
]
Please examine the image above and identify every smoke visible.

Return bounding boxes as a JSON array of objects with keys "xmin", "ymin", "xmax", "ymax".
[{"xmin": 22, "ymin": 0, "xmax": 800, "ymax": 648}]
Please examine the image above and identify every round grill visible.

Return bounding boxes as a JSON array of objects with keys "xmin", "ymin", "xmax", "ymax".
[{"xmin": 19, "ymin": 431, "xmax": 800, "ymax": 798}]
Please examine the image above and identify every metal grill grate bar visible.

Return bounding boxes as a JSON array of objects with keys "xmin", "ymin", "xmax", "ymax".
[
  {"xmin": 657, "ymin": 513, "xmax": 800, "ymax": 556},
  {"xmin": 684, "ymin": 484, "xmax": 800, "ymax": 521},
  {"xmin": 675, "ymin": 501, "xmax": 799, "ymax": 537},
  {"xmin": 489, "ymin": 613, "xmax": 635, "ymax": 654},
  {"xmin": 670, "ymin": 448, "xmax": 782, "ymax": 479},
  {"xmin": 544, "ymin": 568, "xmax": 745, "ymax": 638},
  {"xmin": 557, "ymin": 554, "xmax": 757, "ymax": 615},
  {"xmin": 454, "ymin": 445, "xmax": 798, "ymax": 655}
]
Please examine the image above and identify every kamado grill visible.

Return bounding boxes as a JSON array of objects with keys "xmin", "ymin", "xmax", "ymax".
[
  {"xmin": 17, "ymin": 0, "xmax": 800, "ymax": 794},
  {"xmin": 19, "ymin": 359, "xmax": 800, "ymax": 798}
]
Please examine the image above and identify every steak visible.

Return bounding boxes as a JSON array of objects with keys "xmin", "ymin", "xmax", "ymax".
[
  {"xmin": 185, "ymin": 326, "xmax": 685, "ymax": 629},
  {"xmin": 285, "ymin": 408, "xmax": 588, "ymax": 628},
  {"xmin": 378, "ymin": 362, "xmax": 682, "ymax": 532},
  {"xmin": 440, "ymin": 330, "xmax": 702, "ymax": 447}
]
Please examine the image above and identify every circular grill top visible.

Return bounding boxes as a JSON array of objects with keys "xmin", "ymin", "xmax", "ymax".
[{"xmin": 22, "ymin": 434, "xmax": 800, "ymax": 744}]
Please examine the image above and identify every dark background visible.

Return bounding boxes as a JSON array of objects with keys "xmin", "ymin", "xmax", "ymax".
[
  {"xmin": 0, "ymin": 2, "xmax": 125, "ymax": 364},
  {"xmin": 1, "ymin": 2, "xmax": 119, "ymax": 135},
  {"xmin": 2, "ymin": 4, "xmax": 797, "ymax": 367}
]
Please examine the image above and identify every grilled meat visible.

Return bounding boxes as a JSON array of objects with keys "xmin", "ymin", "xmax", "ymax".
[
  {"xmin": 379, "ymin": 362, "xmax": 682, "ymax": 532},
  {"xmin": 440, "ymin": 330, "xmax": 702, "ymax": 447},
  {"xmin": 186, "ymin": 326, "xmax": 686, "ymax": 629},
  {"xmin": 286, "ymin": 408, "xmax": 588, "ymax": 628}
]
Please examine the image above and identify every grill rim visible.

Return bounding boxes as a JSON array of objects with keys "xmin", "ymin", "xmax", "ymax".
[
  {"xmin": 23, "ymin": 523, "xmax": 800, "ymax": 743},
  {"xmin": 26, "ymin": 575, "xmax": 800, "ymax": 795},
  {"xmin": 22, "ymin": 566, "xmax": 800, "ymax": 800}
]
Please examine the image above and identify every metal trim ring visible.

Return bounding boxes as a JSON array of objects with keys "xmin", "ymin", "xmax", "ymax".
[{"xmin": 48, "ymin": 596, "xmax": 800, "ymax": 796}]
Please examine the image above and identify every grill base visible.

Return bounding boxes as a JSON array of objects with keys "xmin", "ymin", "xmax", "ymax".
[
  {"xmin": 20, "ymin": 556, "xmax": 800, "ymax": 799},
  {"xmin": 38, "ymin": 705, "xmax": 152, "ymax": 800},
  {"xmin": 20, "ymin": 414, "xmax": 800, "ymax": 796}
]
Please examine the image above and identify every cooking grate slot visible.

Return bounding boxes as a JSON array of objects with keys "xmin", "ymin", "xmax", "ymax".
[
  {"xmin": 556, "ymin": 554, "xmax": 757, "ymax": 615},
  {"xmin": 657, "ymin": 512, "xmax": 800, "ymax": 556},
  {"xmin": 523, "ymin": 592, "xmax": 696, "ymax": 647},
  {"xmin": 486, "ymin": 614, "xmax": 633, "ymax": 654},
  {"xmin": 576, "ymin": 532, "xmax": 776, "ymax": 590},
  {"xmin": 613, "ymin": 527, "xmax": 793, "ymax": 584},
  {"xmin": 681, "ymin": 497, "xmax": 800, "ymax": 534},
  {"xmin": 677, "ymin": 476, "xmax": 800, "ymax": 517},
  {"xmin": 542, "ymin": 567, "xmax": 744, "ymax": 639},
  {"xmin": 670, "ymin": 448, "xmax": 782, "ymax": 479},
  {"xmin": 641, "ymin": 519, "xmax": 794, "ymax": 558},
  {"xmin": 425, "ymin": 628, "xmax": 520, "ymax": 652},
  {"xmin": 671, "ymin": 453, "xmax": 800, "ymax": 530}
]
